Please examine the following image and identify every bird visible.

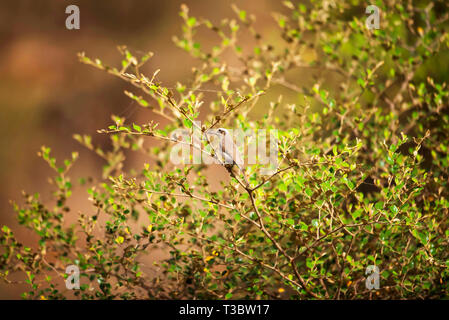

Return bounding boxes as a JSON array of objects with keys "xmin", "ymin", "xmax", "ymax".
[{"xmin": 207, "ymin": 128, "xmax": 249, "ymax": 187}]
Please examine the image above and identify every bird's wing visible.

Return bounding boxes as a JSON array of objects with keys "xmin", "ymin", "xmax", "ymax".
[
  {"xmin": 221, "ymin": 133, "xmax": 241, "ymax": 166},
  {"xmin": 233, "ymin": 144, "xmax": 244, "ymax": 168}
]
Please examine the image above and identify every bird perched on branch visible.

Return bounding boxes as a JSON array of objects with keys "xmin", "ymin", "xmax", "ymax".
[{"xmin": 207, "ymin": 128, "xmax": 250, "ymax": 187}]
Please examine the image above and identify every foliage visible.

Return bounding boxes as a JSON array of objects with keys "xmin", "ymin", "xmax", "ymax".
[{"xmin": 1, "ymin": 0, "xmax": 449, "ymax": 299}]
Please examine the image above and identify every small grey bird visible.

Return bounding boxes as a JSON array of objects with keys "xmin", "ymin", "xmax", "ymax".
[{"xmin": 208, "ymin": 128, "xmax": 249, "ymax": 187}]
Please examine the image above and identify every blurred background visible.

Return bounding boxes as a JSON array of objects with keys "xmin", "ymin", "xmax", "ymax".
[{"xmin": 0, "ymin": 0, "xmax": 286, "ymax": 298}]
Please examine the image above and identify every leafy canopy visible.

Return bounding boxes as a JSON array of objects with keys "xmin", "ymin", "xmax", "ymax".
[{"xmin": 1, "ymin": 0, "xmax": 449, "ymax": 299}]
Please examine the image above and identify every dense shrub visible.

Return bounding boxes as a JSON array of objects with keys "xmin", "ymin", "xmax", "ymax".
[{"xmin": 1, "ymin": 0, "xmax": 449, "ymax": 299}]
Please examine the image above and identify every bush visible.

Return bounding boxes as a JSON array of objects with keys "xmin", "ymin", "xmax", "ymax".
[{"xmin": 1, "ymin": 1, "xmax": 449, "ymax": 299}]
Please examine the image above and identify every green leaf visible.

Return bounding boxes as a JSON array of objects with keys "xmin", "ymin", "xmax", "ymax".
[
  {"xmin": 133, "ymin": 124, "xmax": 142, "ymax": 132},
  {"xmin": 239, "ymin": 10, "xmax": 246, "ymax": 21},
  {"xmin": 352, "ymin": 208, "xmax": 363, "ymax": 219},
  {"xmin": 305, "ymin": 188, "xmax": 313, "ymax": 198},
  {"xmin": 183, "ymin": 118, "xmax": 193, "ymax": 129},
  {"xmin": 115, "ymin": 236, "xmax": 124, "ymax": 244},
  {"xmin": 389, "ymin": 205, "xmax": 399, "ymax": 215},
  {"xmin": 187, "ymin": 17, "xmax": 196, "ymax": 27}
]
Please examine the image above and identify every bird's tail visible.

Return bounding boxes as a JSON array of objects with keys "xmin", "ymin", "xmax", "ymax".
[{"xmin": 234, "ymin": 161, "xmax": 250, "ymax": 188}]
